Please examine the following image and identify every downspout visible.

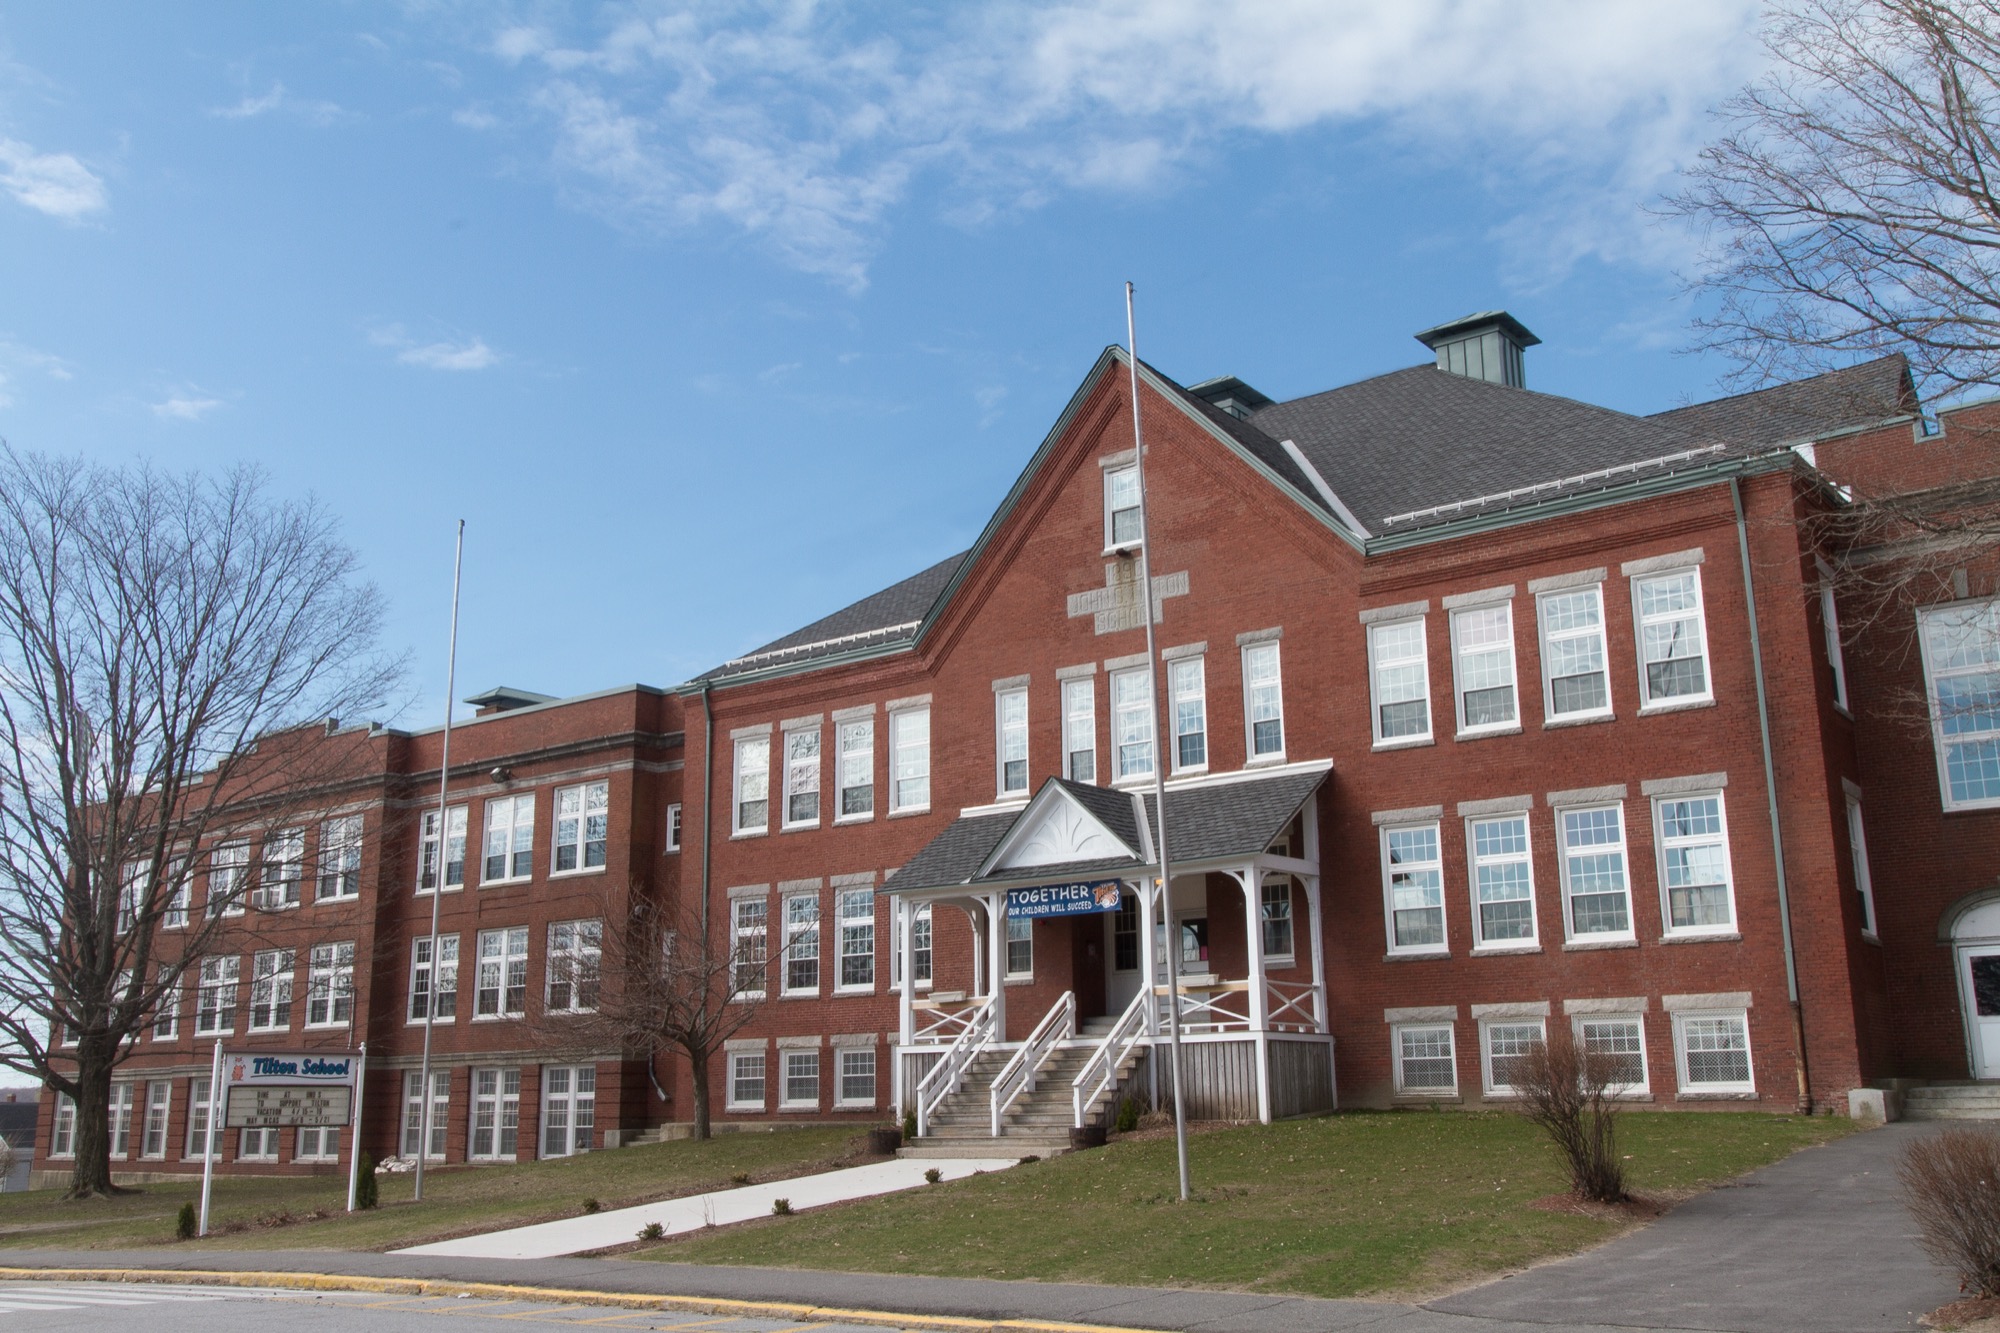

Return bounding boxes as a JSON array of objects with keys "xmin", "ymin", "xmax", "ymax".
[{"xmin": 1731, "ymin": 476, "xmax": 1812, "ymax": 1112}]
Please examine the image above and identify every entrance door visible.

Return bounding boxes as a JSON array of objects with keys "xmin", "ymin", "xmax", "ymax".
[
  {"xmin": 1966, "ymin": 948, "xmax": 2000, "ymax": 1079},
  {"xmin": 1105, "ymin": 892, "xmax": 1143, "ymax": 1015}
]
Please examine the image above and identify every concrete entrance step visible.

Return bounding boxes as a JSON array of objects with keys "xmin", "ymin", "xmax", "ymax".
[
  {"xmin": 1904, "ymin": 1083, "xmax": 2000, "ymax": 1119},
  {"xmin": 898, "ymin": 1137, "xmax": 1072, "ymax": 1160}
]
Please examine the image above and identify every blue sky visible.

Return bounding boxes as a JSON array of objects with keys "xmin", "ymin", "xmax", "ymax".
[{"xmin": 0, "ymin": 1, "xmax": 1771, "ymax": 727}]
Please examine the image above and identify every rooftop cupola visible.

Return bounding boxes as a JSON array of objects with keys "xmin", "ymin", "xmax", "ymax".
[
  {"xmin": 1415, "ymin": 311, "xmax": 1540, "ymax": 389},
  {"xmin": 465, "ymin": 685, "xmax": 557, "ymax": 717}
]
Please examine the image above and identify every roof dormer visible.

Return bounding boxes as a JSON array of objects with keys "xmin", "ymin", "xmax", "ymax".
[{"xmin": 1415, "ymin": 311, "xmax": 1540, "ymax": 389}]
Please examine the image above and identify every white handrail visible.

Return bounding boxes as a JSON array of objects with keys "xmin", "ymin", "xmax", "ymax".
[
  {"xmin": 989, "ymin": 991, "xmax": 1075, "ymax": 1135},
  {"xmin": 914, "ymin": 997, "xmax": 996, "ymax": 1137},
  {"xmin": 1072, "ymin": 986, "xmax": 1151, "ymax": 1128}
]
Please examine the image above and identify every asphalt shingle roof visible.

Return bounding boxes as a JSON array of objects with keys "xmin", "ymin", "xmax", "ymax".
[
  {"xmin": 701, "ymin": 550, "xmax": 967, "ymax": 681},
  {"xmin": 1645, "ymin": 355, "xmax": 1914, "ymax": 446}
]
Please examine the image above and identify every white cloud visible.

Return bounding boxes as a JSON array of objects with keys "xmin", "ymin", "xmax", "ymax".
[
  {"xmin": 150, "ymin": 392, "xmax": 222, "ymax": 421},
  {"xmin": 452, "ymin": 105, "xmax": 499, "ymax": 130},
  {"xmin": 0, "ymin": 338, "xmax": 74, "ymax": 408},
  {"xmin": 371, "ymin": 324, "xmax": 499, "ymax": 371},
  {"xmin": 471, "ymin": 0, "xmax": 1765, "ymax": 289},
  {"xmin": 0, "ymin": 137, "xmax": 106, "ymax": 220},
  {"xmin": 211, "ymin": 82, "xmax": 346, "ymax": 127}
]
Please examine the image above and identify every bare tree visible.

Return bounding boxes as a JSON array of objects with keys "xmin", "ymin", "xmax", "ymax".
[
  {"xmin": 1511, "ymin": 1027, "xmax": 1630, "ymax": 1205},
  {"xmin": 0, "ymin": 446, "xmax": 398, "ymax": 1198}
]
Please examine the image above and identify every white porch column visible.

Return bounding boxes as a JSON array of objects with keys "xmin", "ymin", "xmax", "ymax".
[
  {"xmin": 1136, "ymin": 878, "xmax": 1159, "ymax": 1037},
  {"xmin": 971, "ymin": 901, "xmax": 987, "ymax": 998},
  {"xmin": 1305, "ymin": 876, "xmax": 1328, "ymax": 1032},
  {"xmin": 986, "ymin": 891, "xmax": 1008, "ymax": 1040},
  {"xmin": 1239, "ymin": 865, "xmax": 1272, "ymax": 1124},
  {"xmin": 897, "ymin": 896, "xmax": 916, "ymax": 1046}
]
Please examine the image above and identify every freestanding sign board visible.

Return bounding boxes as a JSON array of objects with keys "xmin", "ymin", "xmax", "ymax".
[
  {"xmin": 199, "ymin": 1045, "xmax": 366, "ymax": 1235},
  {"xmin": 1006, "ymin": 880, "xmax": 1123, "ymax": 919}
]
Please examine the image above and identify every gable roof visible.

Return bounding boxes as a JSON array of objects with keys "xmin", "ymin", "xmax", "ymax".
[
  {"xmin": 1645, "ymin": 355, "xmax": 1915, "ymax": 446},
  {"xmin": 700, "ymin": 549, "xmax": 968, "ymax": 682}
]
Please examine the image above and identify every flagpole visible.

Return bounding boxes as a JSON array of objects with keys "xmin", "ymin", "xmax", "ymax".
[
  {"xmin": 414, "ymin": 520, "xmax": 464, "ymax": 1202},
  {"xmin": 1126, "ymin": 282, "xmax": 1192, "ymax": 1203}
]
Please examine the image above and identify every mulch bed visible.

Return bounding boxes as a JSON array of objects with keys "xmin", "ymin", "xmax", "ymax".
[
  {"xmin": 1527, "ymin": 1191, "xmax": 1673, "ymax": 1222},
  {"xmin": 1926, "ymin": 1295, "xmax": 2000, "ymax": 1330}
]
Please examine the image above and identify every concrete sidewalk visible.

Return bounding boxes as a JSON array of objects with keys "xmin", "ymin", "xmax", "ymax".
[{"xmin": 397, "ymin": 1155, "xmax": 1018, "ymax": 1259}]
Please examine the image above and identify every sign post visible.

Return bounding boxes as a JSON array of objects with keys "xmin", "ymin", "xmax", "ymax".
[
  {"xmin": 198, "ymin": 1038, "xmax": 224, "ymax": 1237},
  {"xmin": 199, "ymin": 1048, "xmax": 363, "ymax": 1228},
  {"xmin": 346, "ymin": 1043, "xmax": 367, "ymax": 1212}
]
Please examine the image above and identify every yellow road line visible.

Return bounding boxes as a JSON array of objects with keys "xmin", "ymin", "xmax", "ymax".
[{"xmin": 0, "ymin": 1267, "xmax": 1170, "ymax": 1333}]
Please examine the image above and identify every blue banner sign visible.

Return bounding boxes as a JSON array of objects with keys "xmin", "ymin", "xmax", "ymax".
[{"xmin": 1007, "ymin": 880, "xmax": 1123, "ymax": 919}]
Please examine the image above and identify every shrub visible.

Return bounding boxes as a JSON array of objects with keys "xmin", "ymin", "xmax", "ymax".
[
  {"xmin": 903, "ymin": 1110, "xmax": 917, "ymax": 1141},
  {"xmin": 1511, "ymin": 1028, "xmax": 1628, "ymax": 1204},
  {"xmin": 1114, "ymin": 1098, "xmax": 1140, "ymax": 1134},
  {"xmin": 637, "ymin": 1221, "xmax": 665, "ymax": 1241},
  {"xmin": 1018, "ymin": 1154, "xmax": 1041, "ymax": 1165},
  {"xmin": 923, "ymin": 1167, "xmax": 942, "ymax": 1185},
  {"xmin": 1902, "ymin": 1125, "xmax": 2000, "ymax": 1296},
  {"xmin": 771, "ymin": 1197, "xmax": 793, "ymax": 1216},
  {"xmin": 581, "ymin": 1197, "xmax": 601, "ymax": 1214},
  {"xmin": 729, "ymin": 1171, "xmax": 752, "ymax": 1186},
  {"xmin": 354, "ymin": 1153, "xmax": 379, "ymax": 1210},
  {"xmin": 175, "ymin": 1201, "xmax": 197, "ymax": 1241}
]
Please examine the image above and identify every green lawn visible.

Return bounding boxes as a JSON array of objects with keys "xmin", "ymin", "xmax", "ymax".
[
  {"xmin": 0, "ymin": 1126, "xmax": 867, "ymax": 1253},
  {"xmin": 642, "ymin": 1111, "xmax": 1853, "ymax": 1300}
]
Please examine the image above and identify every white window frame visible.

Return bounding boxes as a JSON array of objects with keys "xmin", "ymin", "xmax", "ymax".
[
  {"xmin": 1242, "ymin": 641, "xmax": 1286, "ymax": 761},
  {"xmin": 295, "ymin": 1125, "xmax": 341, "ymax": 1163},
  {"xmin": 889, "ymin": 707, "xmax": 930, "ymax": 813},
  {"xmin": 836, "ymin": 718, "xmax": 874, "ymax": 821},
  {"xmin": 1846, "ymin": 794, "xmax": 1878, "ymax": 940},
  {"xmin": 1450, "ymin": 602, "xmax": 1520, "ymax": 735},
  {"xmin": 545, "ymin": 919, "xmax": 602, "ymax": 1014},
  {"xmin": 317, "ymin": 814, "xmax": 363, "ymax": 901},
  {"xmin": 732, "ymin": 897, "xmax": 768, "ymax": 998},
  {"xmin": 1481, "ymin": 1017, "xmax": 1548, "ymax": 1096},
  {"xmin": 1673, "ymin": 1009, "xmax": 1755, "ymax": 1094},
  {"xmin": 163, "ymin": 862, "xmax": 190, "ymax": 930},
  {"xmin": 1104, "ymin": 462, "xmax": 1142, "ymax": 551},
  {"xmin": 475, "ymin": 926, "xmax": 529, "ymax": 1019},
  {"xmin": 305, "ymin": 941, "xmax": 355, "ymax": 1028},
  {"xmin": 665, "ymin": 801, "xmax": 683, "ymax": 852},
  {"xmin": 409, "ymin": 934, "xmax": 459, "ymax": 1023},
  {"xmin": 49, "ymin": 1092, "xmax": 76, "ymax": 1158},
  {"xmin": 539, "ymin": 1064, "xmax": 596, "ymax": 1158},
  {"xmin": 996, "ymin": 687, "xmax": 1031, "ymax": 796},
  {"xmin": 1110, "ymin": 666, "xmax": 1156, "ymax": 783},
  {"xmin": 910, "ymin": 903, "xmax": 933, "ymax": 987},
  {"xmin": 1381, "ymin": 822, "xmax": 1446, "ymax": 956},
  {"xmin": 1260, "ymin": 880, "xmax": 1295, "ymax": 962},
  {"xmin": 141, "ymin": 1080, "xmax": 171, "ymax": 1159},
  {"xmin": 836, "ymin": 889, "xmax": 875, "ymax": 992},
  {"xmin": 728, "ymin": 1051, "xmax": 767, "ymax": 1111},
  {"xmin": 184, "ymin": 1076, "xmax": 215, "ymax": 1159},
  {"xmin": 207, "ymin": 842, "xmax": 248, "ymax": 918},
  {"xmin": 1633, "ymin": 567, "xmax": 1713, "ymax": 709},
  {"xmin": 258, "ymin": 828, "xmax": 305, "ymax": 910},
  {"xmin": 552, "ymin": 779, "xmax": 610, "ymax": 875},
  {"xmin": 482, "ymin": 793, "xmax": 536, "ymax": 884},
  {"xmin": 783, "ymin": 893, "xmax": 820, "ymax": 995},
  {"xmin": 469, "ymin": 1067, "xmax": 521, "ymax": 1161},
  {"xmin": 238, "ymin": 1126, "xmax": 280, "ymax": 1162},
  {"xmin": 1168, "ymin": 657, "xmax": 1208, "ymax": 774},
  {"xmin": 1006, "ymin": 913, "xmax": 1033, "ymax": 979},
  {"xmin": 782, "ymin": 726, "xmax": 822, "ymax": 829},
  {"xmin": 733, "ymin": 734, "xmax": 771, "ymax": 835},
  {"xmin": 1392, "ymin": 1023, "xmax": 1458, "ymax": 1096},
  {"xmin": 1818, "ymin": 561, "xmax": 1849, "ymax": 711},
  {"xmin": 195, "ymin": 955, "xmax": 240, "ymax": 1035},
  {"xmin": 1061, "ymin": 677, "xmax": 1096, "ymax": 784},
  {"xmin": 402, "ymin": 1069, "xmax": 449, "ymax": 1160},
  {"xmin": 152, "ymin": 968, "xmax": 180, "ymax": 1040},
  {"xmin": 781, "ymin": 1049, "xmax": 821, "ymax": 1110},
  {"xmin": 1368, "ymin": 618, "xmax": 1432, "ymax": 746},
  {"xmin": 1917, "ymin": 598, "xmax": 2000, "ymax": 810},
  {"xmin": 1537, "ymin": 585, "xmax": 1613, "ymax": 722},
  {"xmin": 1653, "ymin": 792, "xmax": 1738, "ymax": 938},
  {"xmin": 1557, "ymin": 803, "xmax": 1635, "ymax": 944},
  {"xmin": 1467, "ymin": 812, "xmax": 1538, "ymax": 951},
  {"xmin": 417, "ymin": 805, "xmax": 467, "ymax": 894},
  {"xmin": 108, "ymin": 1081, "xmax": 135, "ymax": 1158},
  {"xmin": 836, "ymin": 1047, "xmax": 878, "ymax": 1108},
  {"xmin": 1574, "ymin": 1013, "xmax": 1650, "ymax": 1096},
  {"xmin": 248, "ymin": 948, "xmax": 295, "ymax": 1032}
]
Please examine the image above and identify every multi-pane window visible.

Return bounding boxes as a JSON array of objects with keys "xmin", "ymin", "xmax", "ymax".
[
  {"xmin": 729, "ymin": 1052, "xmax": 767, "ymax": 1109},
  {"xmin": 782, "ymin": 1050, "xmax": 820, "ymax": 1108},
  {"xmin": 1538, "ymin": 586, "xmax": 1611, "ymax": 719},
  {"xmin": 239, "ymin": 1126, "xmax": 280, "ymax": 1161},
  {"xmin": 1260, "ymin": 881, "xmax": 1294, "ymax": 958},
  {"xmin": 890, "ymin": 707, "xmax": 931, "ymax": 811},
  {"xmin": 1394, "ymin": 1024, "xmax": 1457, "ymax": 1094},
  {"xmin": 1675, "ymin": 1011, "xmax": 1754, "ymax": 1092},
  {"xmin": 1635, "ymin": 569, "xmax": 1711, "ymax": 705},
  {"xmin": 306, "ymin": 942, "xmax": 355, "ymax": 1027},
  {"xmin": 118, "ymin": 860, "xmax": 146, "ymax": 932},
  {"xmin": 1577, "ymin": 1016, "xmax": 1648, "ymax": 1094},
  {"xmin": 401, "ymin": 1069, "xmax": 449, "ymax": 1160},
  {"xmin": 417, "ymin": 806, "xmax": 468, "ymax": 892},
  {"xmin": 997, "ymin": 688, "xmax": 1030, "ymax": 794},
  {"xmin": 470, "ymin": 1068, "xmax": 521, "ymax": 1160},
  {"xmin": 733, "ymin": 898, "xmax": 768, "ymax": 995},
  {"xmin": 258, "ymin": 829, "xmax": 304, "ymax": 910},
  {"xmin": 1111, "ymin": 667, "xmax": 1155, "ymax": 780},
  {"xmin": 163, "ymin": 864, "xmax": 189, "ymax": 929},
  {"xmin": 483, "ymin": 793, "xmax": 536, "ymax": 882},
  {"xmin": 783, "ymin": 728, "xmax": 821, "ymax": 826},
  {"xmin": 1655, "ymin": 794, "xmax": 1735, "ymax": 933},
  {"xmin": 1062, "ymin": 677, "xmax": 1096, "ymax": 783},
  {"xmin": 1819, "ymin": 565, "xmax": 1849, "ymax": 710},
  {"xmin": 1243, "ymin": 641, "xmax": 1285, "ymax": 758},
  {"xmin": 785, "ymin": 894, "xmax": 820, "ymax": 994},
  {"xmin": 546, "ymin": 919, "xmax": 602, "ymax": 1013},
  {"xmin": 195, "ymin": 955, "xmax": 240, "ymax": 1034},
  {"xmin": 665, "ymin": 802, "xmax": 683, "ymax": 850},
  {"xmin": 152, "ymin": 968, "xmax": 180, "ymax": 1040},
  {"xmin": 185, "ymin": 1076, "xmax": 216, "ymax": 1159},
  {"xmin": 317, "ymin": 815, "xmax": 363, "ymax": 900},
  {"xmin": 1006, "ymin": 914, "xmax": 1033, "ymax": 977},
  {"xmin": 1483, "ymin": 1019, "xmax": 1547, "ymax": 1094},
  {"xmin": 1469, "ymin": 814, "xmax": 1536, "ymax": 946},
  {"xmin": 1919, "ymin": 600, "xmax": 2000, "ymax": 808},
  {"xmin": 911, "ymin": 904, "xmax": 933, "ymax": 984},
  {"xmin": 735, "ymin": 734, "xmax": 771, "ymax": 833},
  {"xmin": 207, "ymin": 842, "xmax": 248, "ymax": 917},
  {"xmin": 1368, "ymin": 619, "xmax": 1431, "ymax": 743},
  {"xmin": 296, "ymin": 1126, "xmax": 340, "ymax": 1162},
  {"xmin": 838, "ymin": 1049, "xmax": 877, "ymax": 1106},
  {"xmin": 552, "ymin": 780, "xmax": 609, "ymax": 872},
  {"xmin": 541, "ymin": 1065, "xmax": 595, "ymax": 1157},
  {"xmin": 837, "ymin": 718, "xmax": 874, "ymax": 818},
  {"xmin": 108, "ymin": 1082, "xmax": 135, "ymax": 1158},
  {"xmin": 1559, "ymin": 805, "xmax": 1632, "ymax": 940},
  {"xmin": 838, "ymin": 890, "xmax": 875, "ymax": 990},
  {"xmin": 476, "ymin": 927, "xmax": 529, "ymax": 1018},
  {"xmin": 1168, "ymin": 658, "xmax": 1207, "ymax": 771},
  {"xmin": 1383, "ymin": 824, "xmax": 1445, "ymax": 953},
  {"xmin": 1105, "ymin": 463, "xmax": 1142, "ymax": 548},
  {"xmin": 1452, "ymin": 604, "xmax": 1518, "ymax": 731},
  {"xmin": 1113, "ymin": 894, "xmax": 1139, "ymax": 972},
  {"xmin": 248, "ymin": 948, "xmax": 295, "ymax": 1031},
  {"xmin": 1846, "ymin": 795, "xmax": 1878, "ymax": 938},
  {"xmin": 410, "ymin": 934, "xmax": 459, "ymax": 1022},
  {"xmin": 49, "ymin": 1093, "xmax": 76, "ymax": 1157},
  {"xmin": 142, "ymin": 1081, "xmax": 171, "ymax": 1158}
]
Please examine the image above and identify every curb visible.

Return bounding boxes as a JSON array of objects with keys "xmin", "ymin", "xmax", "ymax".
[{"xmin": 0, "ymin": 1266, "xmax": 1168, "ymax": 1333}]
